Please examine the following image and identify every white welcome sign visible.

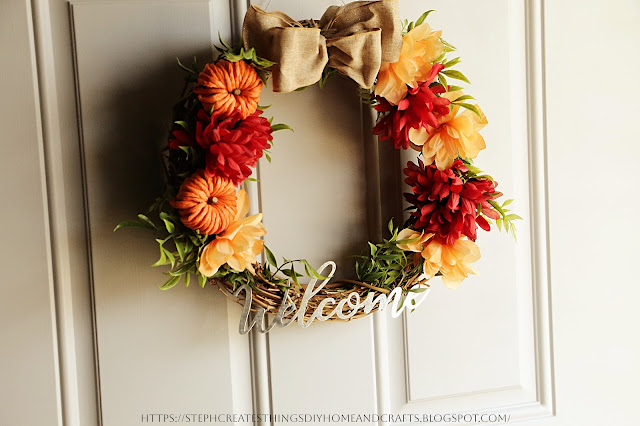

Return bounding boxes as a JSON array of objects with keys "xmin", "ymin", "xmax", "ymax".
[{"xmin": 231, "ymin": 261, "xmax": 431, "ymax": 334}]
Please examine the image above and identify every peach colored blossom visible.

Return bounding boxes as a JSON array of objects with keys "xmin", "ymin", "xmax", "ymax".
[
  {"xmin": 375, "ymin": 23, "xmax": 444, "ymax": 105},
  {"xmin": 421, "ymin": 237, "xmax": 481, "ymax": 289},
  {"xmin": 198, "ymin": 189, "xmax": 266, "ymax": 276},
  {"xmin": 409, "ymin": 103, "xmax": 488, "ymax": 170}
]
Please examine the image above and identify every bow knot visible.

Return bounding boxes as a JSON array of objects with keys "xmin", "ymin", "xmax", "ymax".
[{"xmin": 242, "ymin": 0, "xmax": 402, "ymax": 92}]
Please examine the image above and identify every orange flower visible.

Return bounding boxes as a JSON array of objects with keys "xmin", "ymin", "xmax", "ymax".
[
  {"xmin": 421, "ymin": 238, "xmax": 481, "ymax": 289},
  {"xmin": 170, "ymin": 170, "xmax": 237, "ymax": 235},
  {"xmin": 198, "ymin": 189, "xmax": 266, "ymax": 276},
  {"xmin": 396, "ymin": 228, "xmax": 481, "ymax": 288},
  {"xmin": 194, "ymin": 60, "xmax": 262, "ymax": 119},
  {"xmin": 375, "ymin": 23, "xmax": 444, "ymax": 105},
  {"xmin": 409, "ymin": 101, "xmax": 488, "ymax": 170}
]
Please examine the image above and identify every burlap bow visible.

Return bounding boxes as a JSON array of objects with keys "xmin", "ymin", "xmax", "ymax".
[{"xmin": 242, "ymin": 0, "xmax": 402, "ymax": 93}]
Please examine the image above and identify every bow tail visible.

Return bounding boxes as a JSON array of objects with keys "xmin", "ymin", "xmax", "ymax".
[{"xmin": 327, "ymin": 30, "xmax": 382, "ymax": 89}]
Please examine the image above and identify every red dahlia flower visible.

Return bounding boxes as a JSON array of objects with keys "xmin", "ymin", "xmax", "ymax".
[
  {"xmin": 403, "ymin": 159, "xmax": 502, "ymax": 245},
  {"xmin": 195, "ymin": 109, "xmax": 273, "ymax": 186},
  {"xmin": 373, "ymin": 63, "xmax": 450, "ymax": 150}
]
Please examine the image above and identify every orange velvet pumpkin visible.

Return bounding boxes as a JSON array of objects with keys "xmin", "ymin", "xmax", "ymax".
[
  {"xmin": 170, "ymin": 170, "xmax": 237, "ymax": 235},
  {"xmin": 194, "ymin": 60, "xmax": 262, "ymax": 119}
]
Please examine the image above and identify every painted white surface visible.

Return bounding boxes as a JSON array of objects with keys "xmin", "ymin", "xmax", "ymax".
[
  {"xmin": 1, "ymin": 0, "xmax": 639, "ymax": 425},
  {"xmin": 0, "ymin": 1, "xmax": 61, "ymax": 425},
  {"xmin": 69, "ymin": 2, "xmax": 253, "ymax": 425}
]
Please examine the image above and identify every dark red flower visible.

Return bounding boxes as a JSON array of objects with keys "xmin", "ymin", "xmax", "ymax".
[
  {"xmin": 373, "ymin": 64, "xmax": 450, "ymax": 150},
  {"xmin": 195, "ymin": 109, "xmax": 272, "ymax": 185},
  {"xmin": 168, "ymin": 129, "xmax": 194, "ymax": 150},
  {"xmin": 403, "ymin": 159, "xmax": 502, "ymax": 245}
]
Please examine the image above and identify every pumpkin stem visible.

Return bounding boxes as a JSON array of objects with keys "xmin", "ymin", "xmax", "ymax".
[
  {"xmin": 207, "ymin": 197, "xmax": 219, "ymax": 205},
  {"xmin": 232, "ymin": 88, "xmax": 242, "ymax": 96}
]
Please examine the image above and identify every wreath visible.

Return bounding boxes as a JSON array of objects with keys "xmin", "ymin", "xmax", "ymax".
[{"xmin": 117, "ymin": 0, "xmax": 520, "ymax": 329}]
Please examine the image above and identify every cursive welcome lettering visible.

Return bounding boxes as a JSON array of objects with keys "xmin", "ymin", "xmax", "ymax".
[{"xmin": 234, "ymin": 261, "xmax": 431, "ymax": 334}]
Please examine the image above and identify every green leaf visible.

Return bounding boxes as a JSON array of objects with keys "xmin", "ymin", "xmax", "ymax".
[
  {"xmin": 176, "ymin": 57, "xmax": 197, "ymax": 75},
  {"xmin": 440, "ymin": 38, "xmax": 456, "ymax": 51},
  {"xmin": 163, "ymin": 248, "xmax": 176, "ymax": 268},
  {"xmin": 364, "ymin": 271, "xmax": 385, "ymax": 281},
  {"xmin": 456, "ymin": 103, "xmax": 482, "ymax": 118},
  {"xmin": 174, "ymin": 120, "xmax": 188, "ymax": 130},
  {"xmin": 376, "ymin": 254, "xmax": 401, "ymax": 261},
  {"xmin": 168, "ymin": 262, "xmax": 194, "ymax": 277},
  {"xmin": 217, "ymin": 32, "xmax": 232, "ymax": 51},
  {"xmin": 369, "ymin": 242, "xmax": 378, "ymax": 256},
  {"xmin": 198, "ymin": 272, "xmax": 207, "ymax": 288},
  {"xmin": 301, "ymin": 259, "xmax": 329, "ymax": 280},
  {"xmin": 383, "ymin": 275, "xmax": 396, "ymax": 285},
  {"xmin": 137, "ymin": 214, "xmax": 158, "ymax": 230},
  {"xmin": 319, "ymin": 67, "xmax": 337, "ymax": 88},
  {"xmin": 281, "ymin": 268, "xmax": 303, "ymax": 278},
  {"xmin": 155, "ymin": 236, "xmax": 171, "ymax": 246},
  {"xmin": 175, "ymin": 239, "xmax": 185, "ymax": 262},
  {"xmin": 387, "ymin": 218, "xmax": 394, "ymax": 234},
  {"xmin": 160, "ymin": 275, "xmax": 180, "ymax": 290},
  {"xmin": 178, "ymin": 146, "xmax": 194, "ymax": 157},
  {"xmin": 184, "ymin": 273, "xmax": 191, "ymax": 287},
  {"xmin": 415, "ymin": 10, "xmax": 434, "ymax": 27},
  {"xmin": 452, "ymin": 95, "xmax": 475, "ymax": 103},
  {"xmin": 265, "ymin": 152, "xmax": 272, "ymax": 163},
  {"xmin": 247, "ymin": 48, "xmax": 276, "ymax": 68},
  {"xmin": 151, "ymin": 248, "xmax": 167, "ymax": 267},
  {"xmin": 271, "ymin": 123, "xmax": 293, "ymax": 132},
  {"xmin": 442, "ymin": 69, "xmax": 470, "ymax": 84},
  {"xmin": 282, "ymin": 268, "xmax": 302, "ymax": 286},
  {"xmin": 443, "ymin": 57, "xmax": 461, "ymax": 68},
  {"xmin": 114, "ymin": 220, "xmax": 155, "ymax": 232},
  {"xmin": 159, "ymin": 213, "xmax": 175, "ymax": 234},
  {"xmin": 264, "ymin": 245, "xmax": 277, "ymax": 267},
  {"xmin": 437, "ymin": 73, "xmax": 448, "ymax": 91}
]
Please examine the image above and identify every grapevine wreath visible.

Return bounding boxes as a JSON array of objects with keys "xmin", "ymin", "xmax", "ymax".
[{"xmin": 117, "ymin": 0, "xmax": 520, "ymax": 327}]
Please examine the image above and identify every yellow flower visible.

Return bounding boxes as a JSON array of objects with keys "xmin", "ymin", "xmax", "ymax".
[
  {"xmin": 409, "ymin": 102, "xmax": 488, "ymax": 170},
  {"xmin": 375, "ymin": 23, "xmax": 444, "ymax": 105},
  {"xmin": 421, "ymin": 237, "xmax": 481, "ymax": 289},
  {"xmin": 396, "ymin": 228, "xmax": 433, "ymax": 252},
  {"xmin": 198, "ymin": 189, "xmax": 266, "ymax": 276}
]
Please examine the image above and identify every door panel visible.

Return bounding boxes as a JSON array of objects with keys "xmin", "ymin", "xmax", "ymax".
[
  {"xmin": 70, "ymin": 1, "xmax": 251, "ymax": 424},
  {"xmin": 0, "ymin": 1, "xmax": 61, "ymax": 425},
  {"xmin": 398, "ymin": 0, "xmax": 533, "ymax": 406}
]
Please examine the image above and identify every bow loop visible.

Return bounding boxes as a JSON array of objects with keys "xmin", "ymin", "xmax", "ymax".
[{"xmin": 242, "ymin": 0, "xmax": 401, "ymax": 93}]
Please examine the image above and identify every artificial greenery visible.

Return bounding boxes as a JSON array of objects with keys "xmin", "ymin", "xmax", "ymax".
[
  {"xmin": 215, "ymin": 33, "xmax": 275, "ymax": 84},
  {"xmin": 355, "ymin": 220, "xmax": 423, "ymax": 288}
]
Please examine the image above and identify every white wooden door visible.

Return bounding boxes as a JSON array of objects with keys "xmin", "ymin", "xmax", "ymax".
[{"xmin": 2, "ymin": 0, "xmax": 639, "ymax": 425}]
